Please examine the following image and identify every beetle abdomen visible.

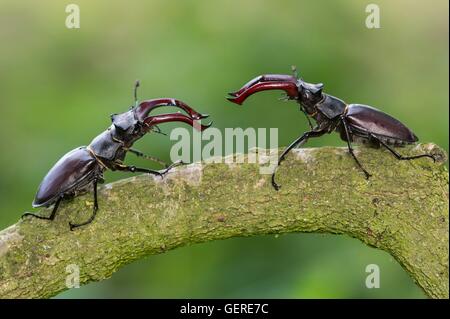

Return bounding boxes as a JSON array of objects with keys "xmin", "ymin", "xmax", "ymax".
[
  {"xmin": 33, "ymin": 147, "xmax": 99, "ymax": 207},
  {"xmin": 345, "ymin": 104, "xmax": 418, "ymax": 143}
]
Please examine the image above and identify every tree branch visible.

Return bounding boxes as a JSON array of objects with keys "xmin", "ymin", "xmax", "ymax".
[{"xmin": 0, "ymin": 143, "xmax": 447, "ymax": 298}]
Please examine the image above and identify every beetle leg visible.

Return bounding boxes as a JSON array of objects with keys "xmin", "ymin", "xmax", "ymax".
[
  {"xmin": 126, "ymin": 148, "xmax": 185, "ymax": 171},
  {"xmin": 369, "ymin": 133, "xmax": 436, "ymax": 162},
  {"xmin": 161, "ymin": 159, "xmax": 185, "ymax": 174},
  {"xmin": 114, "ymin": 163, "xmax": 166, "ymax": 178},
  {"xmin": 115, "ymin": 159, "xmax": 184, "ymax": 179},
  {"xmin": 69, "ymin": 179, "xmax": 98, "ymax": 230},
  {"xmin": 148, "ymin": 125, "xmax": 168, "ymax": 136},
  {"xmin": 227, "ymin": 74, "xmax": 299, "ymax": 105},
  {"xmin": 272, "ymin": 128, "xmax": 327, "ymax": 191},
  {"xmin": 340, "ymin": 116, "xmax": 372, "ymax": 179},
  {"xmin": 69, "ymin": 179, "xmax": 99, "ymax": 230},
  {"xmin": 128, "ymin": 148, "xmax": 169, "ymax": 168},
  {"xmin": 301, "ymin": 108, "xmax": 314, "ymax": 130},
  {"xmin": 22, "ymin": 196, "xmax": 62, "ymax": 221}
]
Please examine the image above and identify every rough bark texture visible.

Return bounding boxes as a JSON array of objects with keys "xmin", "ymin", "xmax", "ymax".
[{"xmin": 0, "ymin": 143, "xmax": 448, "ymax": 299}]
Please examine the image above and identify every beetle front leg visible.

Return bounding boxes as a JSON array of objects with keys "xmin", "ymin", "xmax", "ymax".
[
  {"xmin": 128, "ymin": 148, "xmax": 169, "ymax": 168},
  {"xmin": 69, "ymin": 179, "xmax": 99, "ymax": 230},
  {"xmin": 115, "ymin": 161, "xmax": 184, "ymax": 179},
  {"xmin": 162, "ymin": 159, "xmax": 185, "ymax": 174},
  {"xmin": 272, "ymin": 128, "xmax": 327, "ymax": 191},
  {"xmin": 301, "ymin": 108, "xmax": 314, "ymax": 130},
  {"xmin": 115, "ymin": 163, "xmax": 165, "ymax": 178}
]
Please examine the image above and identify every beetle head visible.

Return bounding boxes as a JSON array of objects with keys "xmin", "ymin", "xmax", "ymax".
[
  {"xmin": 297, "ymin": 80, "xmax": 324, "ymax": 107},
  {"xmin": 130, "ymin": 81, "xmax": 211, "ymax": 132},
  {"xmin": 290, "ymin": 66, "xmax": 323, "ymax": 105},
  {"xmin": 109, "ymin": 81, "xmax": 211, "ymax": 144},
  {"xmin": 227, "ymin": 66, "xmax": 324, "ymax": 108},
  {"xmin": 110, "ymin": 109, "xmax": 143, "ymax": 143}
]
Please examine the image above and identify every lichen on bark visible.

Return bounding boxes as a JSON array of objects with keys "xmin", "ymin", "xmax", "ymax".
[{"xmin": 0, "ymin": 143, "xmax": 448, "ymax": 298}]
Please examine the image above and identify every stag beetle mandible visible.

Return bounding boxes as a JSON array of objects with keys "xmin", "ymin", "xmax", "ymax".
[
  {"xmin": 227, "ymin": 66, "xmax": 435, "ymax": 190},
  {"xmin": 23, "ymin": 81, "xmax": 211, "ymax": 230}
]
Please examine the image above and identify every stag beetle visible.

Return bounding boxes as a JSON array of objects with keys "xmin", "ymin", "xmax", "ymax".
[
  {"xmin": 227, "ymin": 66, "xmax": 435, "ymax": 190},
  {"xmin": 22, "ymin": 81, "xmax": 211, "ymax": 230}
]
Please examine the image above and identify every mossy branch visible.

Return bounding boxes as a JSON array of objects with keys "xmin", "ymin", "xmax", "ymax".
[{"xmin": 0, "ymin": 143, "xmax": 448, "ymax": 299}]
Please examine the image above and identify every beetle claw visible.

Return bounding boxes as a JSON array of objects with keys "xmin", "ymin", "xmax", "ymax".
[
  {"xmin": 272, "ymin": 181, "xmax": 281, "ymax": 191},
  {"xmin": 271, "ymin": 173, "xmax": 282, "ymax": 191},
  {"xmin": 364, "ymin": 172, "xmax": 372, "ymax": 180},
  {"xmin": 136, "ymin": 98, "xmax": 207, "ymax": 122},
  {"xmin": 202, "ymin": 121, "xmax": 213, "ymax": 129},
  {"xmin": 144, "ymin": 113, "xmax": 211, "ymax": 132},
  {"xmin": 21, "ymin": 212, "xmax": 31, "ymax": 219},
  {"xmin": 226, "ymin": 96, "xmax": 242, "ymax": 105},
  {"xmin": 227, "ymin": 74, "xmax": 299, "ymax": 105}
]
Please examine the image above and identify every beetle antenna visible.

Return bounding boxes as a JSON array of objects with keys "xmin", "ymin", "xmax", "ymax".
[
  {"xmin": 291, "ymin": 65, "xmax": 298, "ymax": 79},
  {"xmin": 134, "ymin": 80, "xmax": 140, "ymax": 107},
  {"xmin": 151, "ymin": 125, "xmax": 167, "ymax": 136}
]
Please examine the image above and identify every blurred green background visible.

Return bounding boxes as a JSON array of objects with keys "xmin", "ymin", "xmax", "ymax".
[{"xmin": 0, "ymin": 0, "xmax": 447, "ymax": 298}]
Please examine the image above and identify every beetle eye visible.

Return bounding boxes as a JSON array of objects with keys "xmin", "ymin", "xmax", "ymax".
[{"xmin": 132, "ymin": 123, "xmax": 141, "ymax": 134}]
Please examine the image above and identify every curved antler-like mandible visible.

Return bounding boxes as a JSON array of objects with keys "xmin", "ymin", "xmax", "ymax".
[
  {"xmin": 227, "ymin": 74, "xmax": 299, "ymax": 105},
  {"xmin": 144, "ymin": 113, "xmax": 211, "ymax": 131},
  {"xmin": 136, "ymin": 98, "xmax": 209, "ymax": 122}
]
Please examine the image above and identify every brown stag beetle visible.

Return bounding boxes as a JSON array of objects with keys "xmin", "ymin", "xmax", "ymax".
[
  {"xmin": 227, "ymin": 66, "xmax": 435, "ymax": 191},
  {"xmin": 22, "ymin": 81, "xmax": 211, "ymax": 230}
]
